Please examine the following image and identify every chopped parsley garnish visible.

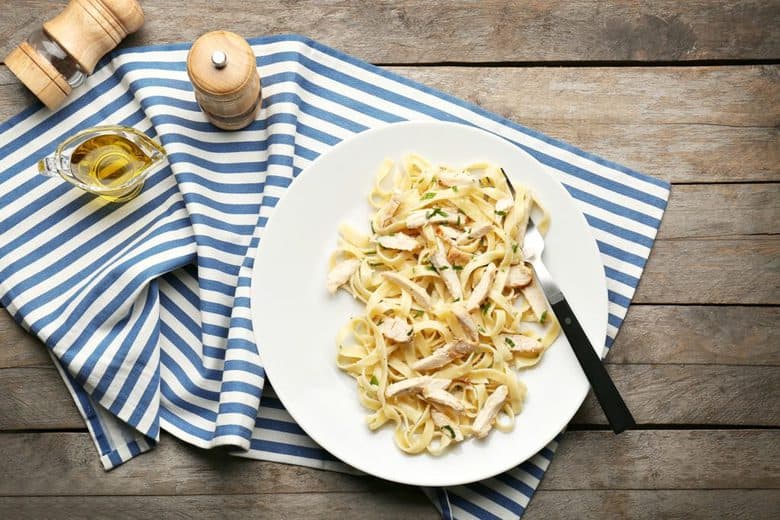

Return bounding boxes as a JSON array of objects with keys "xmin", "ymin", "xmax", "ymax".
[
  {"xmin": 411, "ymin": 309, "xmax": 425, "ymax": 318},
  {"xmin": 377, "ymin": 319, "xmax": 384, "ymax": 325},
  {"xmin": 426, "ymin": 262, "xmax": 438, "ymax": 273},
  {"xmin": 407, "ymin": 329, "xmax": 413, "ymax": 336},
  {"xmin": 442, "ymin": 425, "xmax": 456, "ymax": 439},
  {"xmin": 505, "ymin": 337, "xmax": 516, "ymax": 347},
  {"xmin": 452, "ymin": 265, "xmax": 463, "ymax": 271},
  {"xmin": 495, "ymin": 210, "xmax": 507, "ymax": 217},
  {"xmin": 480, "ymin": 301, "xmax": 490, "ymax": 315},
  {"xmin": 439, "ymin": 265, "xmax": 449, "ymax": 271},
  {"xmin": 369, "ymin": 375, "xmax": 379, "ymax": 386},
  {"xmin": 421, "ymin": 192, "xmax": 436, "ymax": 200},
  {"xmin": 540, "ymin": 310, "xmax": 548, "ymax": 323},
  {"xmin": 457, "ymin": 208, "xmax": 466, "ymax": 215},
  {"xmin": 537, "ymin": 337, "xmax": 542, "ymax": 342},
  {"xmin": 453, "ymin": 297, "xmax": 460, "ymax": 302},
  {"xmin": 478, "ymin": 325, "xmax": 486, "ymax": 334},
  {"xmin": 451, "ymin": 185, "xmax": 459, "ymax": 192},
  {"xmin": 512, "ymin": 242, "xmax": 518, "ymax": 254},
  {"xmin": 370, "ymin": 220, "xmax": 375, "ymax": 233},
  {"xmin": 426, "ymin": 207, "xmax": 448, "ymax": 219},
  {"xmin": 368, "ymin": 261, "xmax": 381, "ymax": 267}
]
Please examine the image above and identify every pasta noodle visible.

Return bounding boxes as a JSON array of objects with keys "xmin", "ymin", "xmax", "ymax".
[{"xmin": 327, "ymin": 155, "xmax": 560, "ymax": 455}]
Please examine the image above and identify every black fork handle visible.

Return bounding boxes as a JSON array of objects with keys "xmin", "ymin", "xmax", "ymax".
[{"xmin": 552, "ymin": 298, "xmax": 636, "ymax": 434}]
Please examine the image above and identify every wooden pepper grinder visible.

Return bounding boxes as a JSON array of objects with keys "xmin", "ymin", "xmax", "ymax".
[
  {"xmin": 187, "ymin": 31, "xmax": 262, "ymax": 131},
  {"xmin": 4, "ymin": 0, "xmax": 144, "ymax": 110}
]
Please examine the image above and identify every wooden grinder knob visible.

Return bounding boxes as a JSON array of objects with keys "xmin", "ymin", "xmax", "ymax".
[{"xmin": 187, "ymin": 31, "xmax": 262, "ymax": 131}]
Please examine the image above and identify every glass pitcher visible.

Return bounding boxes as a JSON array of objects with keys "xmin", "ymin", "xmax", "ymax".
[{"xmin": 38, "ymin": 126, "xmax": 167, "ymax": 202}]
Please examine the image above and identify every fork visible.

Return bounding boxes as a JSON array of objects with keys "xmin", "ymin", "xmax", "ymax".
[{"xmin": 503, "ymin": 169, "xmax": 636, "ymax": 433}]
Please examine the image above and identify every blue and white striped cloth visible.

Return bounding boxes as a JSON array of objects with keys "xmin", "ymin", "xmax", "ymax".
[{"xmin": 0, "ymin": 35, "xmax": 669, "ymax": 519}]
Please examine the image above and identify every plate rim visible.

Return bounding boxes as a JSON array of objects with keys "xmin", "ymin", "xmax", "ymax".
[{"xmin": 251, "ymin": 120, "xmax": 608, "ymax": 486}]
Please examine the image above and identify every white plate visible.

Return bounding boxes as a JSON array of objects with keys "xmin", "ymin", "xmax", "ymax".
[{"xmin": 251, "ymin": 121, "xmax": 607, "ymax": 487}]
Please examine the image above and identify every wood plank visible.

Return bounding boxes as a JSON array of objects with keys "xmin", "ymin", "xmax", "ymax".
[
  {"xmin": 1, "ymin": 490, "xmax": 777, "ymax": 520},
  {"xmin": 1, "ymin": 430, "xmax": 776, "ymax": 495},
  {"xmin": 0, "ymin": 494, "xmax": 438, "ymax": 520},
  {"xmin": 659, "ymin": 185, "xmax": 779, "ymax": 240},
  {"xmin": 636, "ymin": 237, "xmax": 779, "ymax": 304},
  {"xmin": 3, "ymin": 305, "xmax": 778, "ymax": 369},
  {"xmin": 1, "ymin": 65, "xmax": 777, "ymax": 183},
  {"xmin": 525, "ymin": 490, "xmax": 780, "ymax": 520},
  {"xmin": 541, "ymin": 430, "xmax": 780, "ymax": 490},
  {"xmin": 2, "ymin": 1, "xmax": 779, "ymax": 64},
  {"xmin": 609, "ymin": 306, "xmax": 780, "ymax": 366},
  {"xmin": 2, "ymin": 364, "xmax": 777, "ymax": 430}
]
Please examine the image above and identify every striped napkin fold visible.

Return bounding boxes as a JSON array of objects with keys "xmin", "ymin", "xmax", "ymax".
[{"xmin": 0, "ymin": 35, "xmax": 669, "ymax": 519}]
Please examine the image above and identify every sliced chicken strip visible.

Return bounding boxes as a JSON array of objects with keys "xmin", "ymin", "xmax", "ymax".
[
  {"xmin": 472, "ymin": 385, "xmax": 508, "ymax": 438},
  {"xmin": 495, "ymin": 197, "xmax": 514, "ymax": 213},
  {"xmin": 422, "ymin": 384, "xmax": 465, "ymax": 412},
  {"xmin": 505, "ymin": 264, "xmax": 533, "ymax": 288},
  {"xmin": 382, "ymin": 272, "xmax": 432, "ymax": 310},
  {"xmin": 326, "ymin": 258, "xmax": 359, "ymax": 294},
  {"xmin": 465, "ymin": 263, "xmax": 497, "ymax": 311},
  {"xmin": 457, "ymin": 223, "xmax": 492, "ymax": 245},
  {"xmin": 452, "ymin": 304, "xmax": 479, "ymax": 342},
  {"xmin": 379, "ymin": 316, "xmax": 413, "ymax": 343},
  {"xmin": 377, "ymin": 194, "xmax": 402, "ymax": 228},
  {"xmin": 436, "ymin": 225, "xmax": 462, "ymax": 241},
  {"xmin": 431, "ymin": 408, "xmax": 464, "ymax": 441},
  {"xmin": 386, "ymin": 376, "xmax": 451, "ymax": 398},
  {"xmin": 522, "ymin": 281, "xmax": 548, "ymax": 321},
  {"xmin": 377, "ymin": 232, "xmax": 420, "ymax": 251},
  {"xmin": 431, "ymin": 239, "xmax": 462, "ymax": 300},
  {"xmin": 447, "ymin": 245, "xmax": 472, "ymax": 266},
  {"xmin": 412, "ymin": 340, "xmax": 475, "ymax": 371},
  {"xmin": 503, "ymin": 334, "xmax": 544, "ymax": 358},
  {"xmin": 386, "ymin": 376, "xmax": 432, "ymax": 397},
  {"xmin": 438, "ymin": 171, "xmax": 478, "ymax": 187},
  {"xmin": 406, "ymin": 209, "xmax": 459, "ymax": 229}
]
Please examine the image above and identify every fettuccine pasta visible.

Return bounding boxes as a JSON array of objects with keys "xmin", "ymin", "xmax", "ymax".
[{"xmin": 327, "ymin": 155, "xmax": 560, "ymax": 455}]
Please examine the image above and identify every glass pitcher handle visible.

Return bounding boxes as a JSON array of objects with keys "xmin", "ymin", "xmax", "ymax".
[{"xmin": 37, "ymin": 155, "xmax": 70, "ymax": 177}]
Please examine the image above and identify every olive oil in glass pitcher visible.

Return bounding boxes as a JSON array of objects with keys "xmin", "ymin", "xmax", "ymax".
[{"xmin": 38, "ymin": 126, "xmax": 166, "ymax": 202}]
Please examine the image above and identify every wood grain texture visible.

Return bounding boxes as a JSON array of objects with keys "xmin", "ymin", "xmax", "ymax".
[
  {"xmin": 2, "ymin": 1, "xmax": 779, "ymax": 63},
  {"xmin": 1, "ymin": 490, "xmax": 777, "ymax": 520},
  {"xmin": 636, "ymin": 237, "xmax": 779, "ymax": 304},
  {"xmin": 1, "ymin": 66, "xmax": 777, "ymax": 183},
  {"xmin": 1, "ymin": 430, "xmax": 776, "ymax": 496},
  {"xmin": 0, "ymin": 494, "xmax": 438, "ymax": 520},
  {"xmin": 609, "ymin": 306, "xmax": 780, "ymax": 365},
  {"xmin": 2, "ymin": 364, "xmax": 777, "ymax": 430},
  {"xmin": 525, "ymin": 490, "xmax": 780, "ymax": 520}
]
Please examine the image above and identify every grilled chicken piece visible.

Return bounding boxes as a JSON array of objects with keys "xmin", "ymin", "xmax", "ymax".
[
  {"xmin": 412, "ymin": 340, "xmax": 475, "ymax": 371},
  {"xmin": 452, "ymin": 304, "xmax": 479, "ymax": 342},
  {"xmin": 377, "ymin": 194, "xmax": 402, "ymax": 228},
  {"xmin": 446, "ymin": 245, "xmax": 472, "ymax": 265},
  {"xmin": 385, "ymin": 376, "xmax": 451, "ymax": 398},
  {"xmin": 432, "ymin": 239, "xmax": 462, "ymax": 300},
  {"xmin": 431, "ymin": 408, "xmax": 464, "ymax": 441},
  {"xmin": 379, "ymin": 317, "xmax": 413, "ymax": 342},
  {"xmin": 382, "ymin": 272, "xmax": 432, "ymax": 310},
  {"xmin": 506, "ymin": 264, "xmax": 533, "ymax": 288},
  {"xmin": 522, "ymin": 281, "xmax": 548, "ymax": 321},
  {"xmin": 436, "ymin": 225, "xmax": 462, "ymax": 241},
  {"xmin": 422, "ymin": 385, "xmax": 465, "ymax": 412},
  {"xmin": 495, "ymin": 197, "xmax": 514, "ymax": 213},
  {"xmin": 472, "ymin": 385, "xmax": 508, "ymax": 438},
  {"xmin": 326, "ymin": 258, "xmax": 359, "ymax": 294},
  {"xmin": 377, "ymin": 232, "xmax": 420, "ymax": 251},
  {"xmin": 503, "ymin": 334, "xmax": 544, "ymax": 357},
  {"xmin": 406, "ymin": 209, "xmax": 459, "ymax": 229},
  {"xmin": 465, "ymin": 263, "xmax": 497, "ymax": 311},
  {"xmin": 457, "ymin": 223, "xmax": 492, "ymax": 245},
  {"xmin": 386, "ymin": 376, "xmax": 433, "ymax": 397},
  {"xmin": 438, "ymin": 171, "xmax": 478, "ymax": 187}
]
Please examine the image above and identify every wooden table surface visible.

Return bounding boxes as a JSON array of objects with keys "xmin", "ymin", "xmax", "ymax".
[{"xmin": 1, "ymin": 2, "xmax": 778, "ymax": 518}]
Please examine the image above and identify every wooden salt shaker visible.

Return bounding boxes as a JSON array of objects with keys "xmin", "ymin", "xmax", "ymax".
[
  {"xmin": 4, "ymin": 0, "xmax": 144, "ymax": 109},
  {"xmin": 187, "ymin": 31, "xmax": 262, "ymax": 131}
]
